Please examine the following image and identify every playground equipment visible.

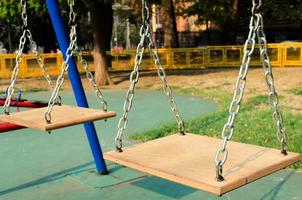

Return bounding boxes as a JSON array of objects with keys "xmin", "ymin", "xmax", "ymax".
[
  {"xmin": 0, "ymin": 90, "xmax": 48, "ymax": 133},
  {"xmin": 0, "ymin": 97, "xmax": 48, "ymax": 108},
  {"xmin": 0, "ymin": 0, "xmax": 116, "ymax": 132},
  {"xmin": 0, "ymin": 0, "xmax": 300, "ymax": 196},
  {"xmin": 0, "ymin": 0, "xmax": 114, "ymax": 174},
  {"xmin": 104, "ymin": 0, "xmax": 301, "ymax": 195},
  {"xmin": 0, "ymin": 0, "xmax": 60, "ymax": 131}
]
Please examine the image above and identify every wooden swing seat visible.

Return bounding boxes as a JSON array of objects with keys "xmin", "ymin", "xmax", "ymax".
[
  {"xmin": 104, "ymin": 133, "xmax": 301, "ymax": 195},
  {"xmin": 0, "ymin": 105, "xmax": 116, "ymax": 131}
]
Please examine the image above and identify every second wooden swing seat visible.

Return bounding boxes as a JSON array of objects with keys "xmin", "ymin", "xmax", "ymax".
[
  {"xmin": 103, "ymin": 0, "xmax": 301, "ymax": 196},
  {"xmin": 0, "ymin": 105, "xmax": 116, "ymax": 131},
  {"xmin": 104, "ymin": 134, "xmax": 301, "ymax": 195}
]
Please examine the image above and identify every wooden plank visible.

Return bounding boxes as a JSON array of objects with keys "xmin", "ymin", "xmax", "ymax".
[
  {"xmin": 0, "ymin": 105, "xmax": 116, "ymax": 131},
  {"xmin": 104, "ymin": 133, "xmax": 301, "ymax": 195}
]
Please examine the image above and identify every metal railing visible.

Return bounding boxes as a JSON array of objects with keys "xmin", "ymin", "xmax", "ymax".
[{"xmin": 0, "ymin": 42, "xmax": 301, "ymax": 78}]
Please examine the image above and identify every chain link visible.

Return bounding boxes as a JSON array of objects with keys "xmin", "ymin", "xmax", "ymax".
[
  {"xmin": 214, "ymin": 0, "xmax": 288, "ymax": 181},
  {"xmin": 70, "ymin": 0, "xmax": 108, "ymax": 110},
  {"xmin": 115, "ymin": 0, "xmax": 148, "ymax": 152},
  {"xmin": 3, "ymin": 0, "xmax": 29, "ymax": 115},
  {"xmin": 115, "ymin": 0, "xmax": 185, "ymax": 152},
  {"xmin": 145, "ymin": 21, "xmax": 185, "ymax": 134},
  {"xmin": 256, "ymin": 14, "xmax": 288, "ymax": 155},
  {"xmin": 44, "ymin": 2, "xmax": 77, "ymax": 123},
  {"xmin": 3, "ymin": 30, "xmax": 27, "ymax": 115},
  {"xmin": 3, "ymin": 0, "xmax": 59, "ymax": 114},
  {"xmin": 44, "ymin": 1, "xmax": 108, "ymax": 123},
  {"xmin": 214, "ymin": 2, "xmax": 261, "ymax": 181},
  {"xmin": 26, "ymin": 31, "xmax": 54, "ymax": 90},
  {"xmin": 74, "ymin": 45, "xmax": 108, "ymax": 111},
  {"xmin": 21, "ymin": 0, "xmax": 28, "ymax": 29}
]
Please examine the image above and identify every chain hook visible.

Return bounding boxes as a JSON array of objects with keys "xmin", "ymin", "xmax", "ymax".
[
  {"xmin": 281, "ymin": 138, "xmax": 288, "ymax": 155},
  {"xmin": 216, "ymin": 161, "xmax": 224, "ymax": 182},
  {"xmin": 115, "ymin": 135, "xmax": 123, "ymax": 152},
  {"xmin": 45, "ymin": 112, "xmax": 51, "ymax": 124}
]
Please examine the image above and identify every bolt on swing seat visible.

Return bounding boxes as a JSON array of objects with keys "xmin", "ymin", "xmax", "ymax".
[
  {"xmin": 0, "ymin": 105, "xmax": 116, "ymax": 131},
  {"xmin": 104, "ymin": 134, "xmax": 301, "ymax": 195}
]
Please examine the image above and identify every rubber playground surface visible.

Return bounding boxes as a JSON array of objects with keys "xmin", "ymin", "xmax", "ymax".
[{"xmin": 0, "ymin": 90, "xmax": 301, "ymax": 200}]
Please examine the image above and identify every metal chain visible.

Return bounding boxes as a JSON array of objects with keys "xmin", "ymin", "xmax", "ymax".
[
  {"xmin": 115, "ymin": 0, "xmax": 185, "ymax": 152},
  {"xmin": 145, "ymin": 22, "xmax": 185, "ymax": 134},
  {"xmin": 69, "ymin": 0, "xmax": 108, "ymax": 111},
  {"xmin": 256, "ymin": 15, "xmax": 288, "ymax": 155},
  {"xmin": 3, "ymin": 0, "xmax": 59, "ymax": 115},
  {"xmin": 115, "ymin": 0, "xmax": 148, "ymax": 152},
  {"xmin": 21, "ymin": 0, "xmax": 27, "ymax": 29},
  {"xmin": 74, "ymin": 45, "xmax": 108, "ymax": 111},
  {"xmin": 45, "ymin": 0, "xmax": 108, "ymax": 123},
  {"xmin": 3, "ymin": 0, "xmax": 28, "ymax": 114},
  {"xmin": 3, "ymin": 30, "xmax": 27, "ymax": 115},
  {"xmin": 44, "ymin": 2, "xmax": 78, "ymax": 123},
  {"xmin": 26, "ymin": 32, "xmax": 52, "ymax": 86},
  {"xmin": 214, "ymin": 0, "xmax": 261, "ymax": 181}
]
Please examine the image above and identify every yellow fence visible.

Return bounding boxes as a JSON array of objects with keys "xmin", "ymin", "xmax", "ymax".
[{"xmin": 0, "ymin": 42, "xmax": 301, "ymax": 78}]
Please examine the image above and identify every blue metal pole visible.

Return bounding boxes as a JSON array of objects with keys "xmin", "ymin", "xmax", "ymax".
[{"xmin": 46, "ymin": 0, "xmax": 108, "ymax": 174}]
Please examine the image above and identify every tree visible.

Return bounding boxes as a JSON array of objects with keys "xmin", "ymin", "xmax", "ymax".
[
  {"xmin": 0, "ymin": 0, "xmax": 49, "ymax": 52},
  {"xmin": 0, "ymin": 0, "xmax": 114, "ymax": 86},
  {"xmin": 176, "ymin": 0, "xmax": 302, "ymax": 44},
  {"xmin": 176, "ymin": 0, "xmax": 239, "ymax": 44},
  {"xmin": 88, "ymin": 0, "xmax": 114, "ymax": 85},
  {"xmin": 125, "ymin": 0, "xmax": 179, "ymax": 48},
  {"xmin": 162, "ymin": 0, "xmax": 179, "ymax": 47},
  {"xmin": 0, "ymin": 1, "xmax": 19, "ymax": 52}
]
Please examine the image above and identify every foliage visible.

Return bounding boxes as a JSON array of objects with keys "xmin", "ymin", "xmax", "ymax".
[
  {"xmin": 0, "ymin": 0, "xmax": 50, "ymax": 23},
  {"xmin": 0, "ymin": 0, "xmax": 20, "ymax": 23},
  {"xmin": 261, "ymin": 0, "xmax": 302, "ymax": 23},
  {"xmin": 0, "ymin": 1, "xmax": 67, "ymax": 52},
  {"xmin": 175, "ymin": 0, "xmax": 302, "ymax": 27},
  {"xmin": 175, "ymin": 0, "xmax": 233, "ymax": 27},
  {"xmin": 289, "ymin": 88, "xmax": 302, "ymax": 96}
]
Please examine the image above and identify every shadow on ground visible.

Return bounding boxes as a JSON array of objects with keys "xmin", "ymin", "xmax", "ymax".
[{"xmin": 0, "ymin": 162, "xmax": 94, "ymax": 196}]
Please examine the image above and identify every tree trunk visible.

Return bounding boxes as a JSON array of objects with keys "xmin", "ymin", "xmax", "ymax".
[
  {"xmin": 7, "ymin": 21, "xmax": 12, "ymax": 53},
  {"xmin": 162, "ymin": 0, "xmax": 179, "ymax": 48},
  {"xmin": 88, "ymin": 0, "xmax": 114, "ymax": 86},
  {"xmin": 221, "ymin": 0, "xmax": 240, "ymax": 44}
]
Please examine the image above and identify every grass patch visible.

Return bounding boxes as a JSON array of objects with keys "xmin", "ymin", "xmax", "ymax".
[
  {"xmin": 22, "ymin": 88, "xmax": 48, "ymax": 92},
  {"xmin": 0, "ymin": 87, "xmax": 48, "ymax": 95},
  {"xmin": 129, "ymin": 87, "xmax": 302, "ymax": 169},
  {"xmin": 247, "ymin": 95, "xmax": 269, "ymax": 106},
  {"xmin": 289, "ymin": 88, "xmax": 302, "ymax": 96},
  {"xmin": 177, "ymin": 87, "xmax": 231, "ymax": 107}
]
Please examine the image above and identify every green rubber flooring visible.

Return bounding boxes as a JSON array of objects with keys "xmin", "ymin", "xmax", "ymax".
[{"xmin": 1, "ymin": 90, "xmax": 301, "ymax": 200}]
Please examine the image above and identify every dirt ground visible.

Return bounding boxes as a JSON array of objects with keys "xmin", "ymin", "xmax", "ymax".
[{"xmin": 1, "ymin": 67, "xmax": 301, "ymax": 112}]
